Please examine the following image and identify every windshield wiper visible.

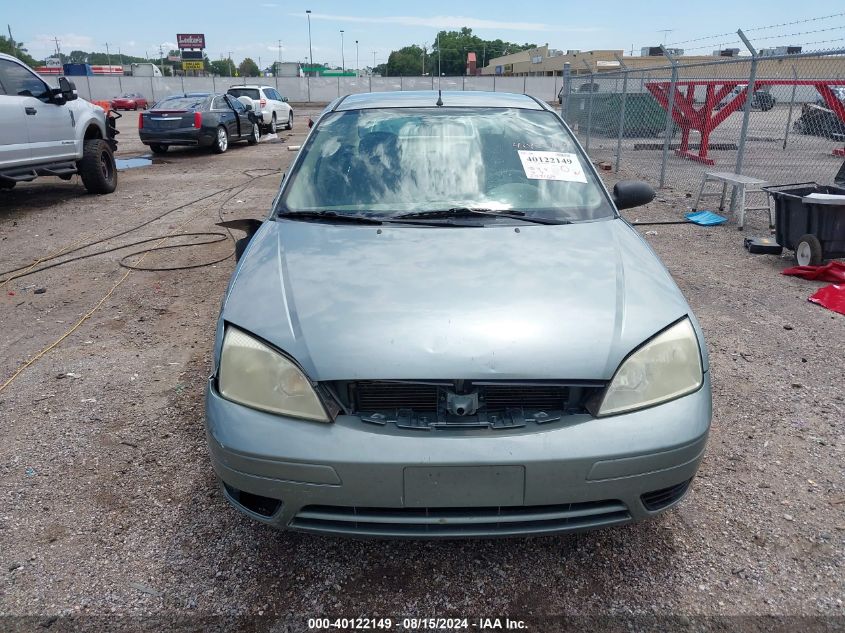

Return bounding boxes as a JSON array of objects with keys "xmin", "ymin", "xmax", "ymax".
[
  {"xmin": 395, "ymin": 208, "xmax": 571, "ymax": 225},
  {"xmin": 278, "ymin": 211, "xmax": 384, "ymax": 224}
]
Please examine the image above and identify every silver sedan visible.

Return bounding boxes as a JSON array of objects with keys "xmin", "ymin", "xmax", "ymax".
[{"xmin": 206, "ymin": 91, "xmax": 711, "ymax": 538}]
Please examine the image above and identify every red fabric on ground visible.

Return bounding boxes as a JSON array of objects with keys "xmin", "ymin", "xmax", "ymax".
[
  {"xmin": 782, "ymin": 261, "xmax": 845, "ymax": 283},
  {"xmin": 809, "ymin": 284, "xmax": 845, "ymax": 315}
]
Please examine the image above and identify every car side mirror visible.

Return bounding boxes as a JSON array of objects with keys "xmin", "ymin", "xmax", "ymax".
[
  {"xmin": 58, "ymin": 77, "xmax": 78, "ymax": 102},
  {"xmin": 613, "ymin": 180, "xmax": 655, "ymax": 210}
]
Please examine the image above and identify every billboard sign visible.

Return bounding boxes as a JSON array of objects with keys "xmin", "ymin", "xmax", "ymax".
[
  {"xmin": 177, "ymin": 33, "xmax": 205, "ymax": 49},
  {"xmin": 181, "ymin": 50, "xmax": 204, "ymax": 60},
  {"xmin": 182, "ymin": 61, "xmax": 204, "ymax": 70}
]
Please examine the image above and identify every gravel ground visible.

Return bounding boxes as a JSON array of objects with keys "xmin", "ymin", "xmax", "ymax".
[{"xmin": 0, "ymin": 106, "xmax": 843, "ymax": 631}]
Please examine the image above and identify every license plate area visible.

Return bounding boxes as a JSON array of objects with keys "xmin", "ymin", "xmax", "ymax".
[{"xmin": 403, "ymin": 466, "xmax": 525, "ymax": 508}]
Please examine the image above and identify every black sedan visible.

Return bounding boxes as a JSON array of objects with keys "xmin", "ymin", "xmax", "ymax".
[{"xmin": 138, "ymin": 93, "xmax": 260, "ymax": 154}]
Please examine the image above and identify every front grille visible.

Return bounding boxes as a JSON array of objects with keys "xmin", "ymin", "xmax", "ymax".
[
  {"xmin": 483, "ymin": 385, "xmax": 568, "ymax": 410},
  {"xmin": 290, "ymin": 500, "xmax": 630, "ymax": 537},
  {"xmin": 342, "ymin": 380, "xmax": 604, "ymax": 430},
  {"xmin": 641, "ymin": 479, "xmax": 692, "ymax": 511},
  {"xmin": 355, "ymin": 382, "xmax": 439, "ymax": 412}
]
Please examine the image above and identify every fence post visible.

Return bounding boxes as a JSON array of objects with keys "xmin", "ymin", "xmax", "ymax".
[
  {"xmin": 369, "ymin": 75, "xmax": 372, "ymax": 92},
  {"xmin": 150, "ymin": 76, "xmax": 155, "ymax": 102},
  {"xmin": 561, "ymin": 62, "xmax": 571, "ymax": 121},
  {"xmin": 85, "ymin": 75, "xmax": 93, "ymax": 100},
  {"xmin": 614, "ymin": 54, "xmax": 629, "ymax": 173},
  {"xmin": 523, "ymin": 75, "xmax": 527, "ymax": 94},
  {"xmin": 582, "ymin": 61, "xmax": 594, "ymax": 152},
  {"xmin": 659, "ymin": 46, "xmax": 679, "ymax": 189},
  {"xmin": 337, "ymin": 76, "xmax": 340, "ymax": 98},
  {"xmin": 180, "ymin": 74, "xmax": 185, "ymax": 94},
  {"xmin": 493, "ymin": 74, "xmax": 496, "ymax": 93},
  {"xmin": 400, "ymin": 76, "xmax": 403, "ymax": 91},
  {"xmin": 783, "ymin": 65, "xmax": 798, "ymax": 150},
  {"xmin": 732, "ymin": 29, "xmax": 759, "ymax": 211},
  {"xmin": 307, "ymin": 76, "xmax": 311, "ymax": 103}
]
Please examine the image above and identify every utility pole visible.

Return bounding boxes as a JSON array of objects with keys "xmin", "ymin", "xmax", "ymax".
[
  {"xmin": 228, "ymin": 51, "xmax": 234, "ymax": 76},
  {"xmin": 422, "ymin": 44, "xmax": 426, "ymax": 75},
  {"xmin": 340, "ymin": 30, "xmax": 345, "ymax": 72},
  {"xmin": 355, "ymin": 40, "xmax": 359, "ymax": 76},
  {"xmin": 105, "ymin": 42, "xmax": 111, "ymax": 69},
  {"xmin": 437, "ymin": 32, "xmax": 441, "ymax": 78},
  {"xmin": 158, "ymin": 44, "xmax": 164, "ymax": 76},
  {"xmin": 306, "ymin": 10, "xmax": 313, "ymax": 74},
  {"xmin": 277, "ymin": 39, "xmax": 282, "ymax": 75},
  {"xmin": 658, "ymin": 29, "xmax": 674, "ymax": 45},
  {"xmin": 7, "ymin": 25, "xmax": 16, "ymax": 56},
  {"xmin": 53, "ymin": 36, "xmax": 61, "ymax": 57}
]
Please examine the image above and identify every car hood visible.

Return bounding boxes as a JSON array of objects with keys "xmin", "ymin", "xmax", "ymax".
[{"xmin": 221, "ymin": 218, "xmax": 693, "ymax": 381}]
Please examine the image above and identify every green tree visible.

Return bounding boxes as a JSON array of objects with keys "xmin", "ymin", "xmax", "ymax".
[
  {"xmin": 209, "ymin": 59, "xmax": 232, "ymax": 76},
  {"xmin": 0, "ymin": 35, "xmax": 40, "ymax": 66},
  {"xmin": 429, "ymin": 28, "xmax": 536, "ymax": 75},
  {"xmin": 385, "ymin": 44, "xmax": 429, "ymax": 77},
  {"xmin": 238, "ymin": 57, "xmax": 260, "ymax": 77}
]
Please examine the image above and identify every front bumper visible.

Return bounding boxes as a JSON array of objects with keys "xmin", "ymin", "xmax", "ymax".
[{"xmin": 205, "ymin": 374, "xmax": 711, "ymax": 538}]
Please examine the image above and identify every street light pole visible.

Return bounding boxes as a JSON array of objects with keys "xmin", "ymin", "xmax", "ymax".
[
  {"xmin": 277, "ymin": 39, "xmax": 282, "ymax": 75},
  {"xmin": 340, "ymin": 30, "xmax": 345, "ymax": 72},
  {"xmin": 305, "ymin": 10, "xmax": 313, "ymax": 75},
  {"xmin": 228, "ymin": 51, "xmax": 234, "ymax": 76},
  {"xmin": 355, "ymin": 40, "xmax": 359, "ymax": 76}
]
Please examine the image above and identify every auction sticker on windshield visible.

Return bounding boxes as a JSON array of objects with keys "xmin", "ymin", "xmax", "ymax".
[{"xmin": 518, "ymin": 151, "xmax": 587, "ymax": 183}]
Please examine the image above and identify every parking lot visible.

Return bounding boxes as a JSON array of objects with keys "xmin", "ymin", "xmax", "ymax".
[{"xmin": 1, "ymin": 106, "xmax": 843, "ymax": 625}]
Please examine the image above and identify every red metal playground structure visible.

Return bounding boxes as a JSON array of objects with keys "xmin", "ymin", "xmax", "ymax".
[{"xmin": 646, "ymin": 80, "xmax": 845, "ymax": 163}]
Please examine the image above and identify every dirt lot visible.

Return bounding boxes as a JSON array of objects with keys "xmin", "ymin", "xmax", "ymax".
[{"xmin": 0, "ymin": 106, "xmax": 843, "ymax": 629}]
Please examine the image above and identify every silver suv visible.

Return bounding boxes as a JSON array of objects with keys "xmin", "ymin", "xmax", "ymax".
[
  {"xmin": 227, "ymin": 85, "xmax": 292, "ymax": 134},
  {"xmin": 0, "ymin": 53, "xmax": 118, "ymax": 193}
]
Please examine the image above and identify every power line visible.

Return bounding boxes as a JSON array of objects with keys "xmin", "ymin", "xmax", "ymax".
[{"xmin": 667, "ymin": 11, "xmax": 845, "ymax": 46}]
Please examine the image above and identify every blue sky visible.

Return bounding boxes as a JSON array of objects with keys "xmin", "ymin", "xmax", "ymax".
[{"xmin": 6, "ymin": 1, "xmax": 843, "ymax": 68}]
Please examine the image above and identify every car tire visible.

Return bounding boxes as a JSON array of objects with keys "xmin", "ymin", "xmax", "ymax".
[
  {"xmin": 286, "ymin": 111, "xmax": 293, "ymax": 130},
  {"xmin": 213, "ymin": 126, "xmax": 229, "ymax": 154},
  {"xmin": 795, "ymin": 234, "xmax": 823, "ymax": 267},
  {"xmin": 247, "ymin": 123, "xmax": 260, "ymax": 145},
  {"xmin": 149, "ymin": 144, "xmax": 169, "ymax": 154},
  {"xmin": 269, "ymin": 114, "xmax": 277, "ymax": 134},
  {"xmin": 0, "ymin": 181, "xmax": 15, "ymax": 190},
  {"xmin": 78, "ymin": 138, "xmax": 117, "ymax": 194}
]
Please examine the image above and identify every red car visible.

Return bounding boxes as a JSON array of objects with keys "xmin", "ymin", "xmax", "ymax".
[{"xmin": 110, "ymin": 93, "xmax": 149, "ymax": 110}]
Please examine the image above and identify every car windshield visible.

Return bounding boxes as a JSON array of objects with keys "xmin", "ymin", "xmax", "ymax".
[
  {"xmin": 279, "ymin": 107, "xmax": 614, "ymax": 221},
  {"xmin": 154, "ymin": 96, "xmax": 206, "ymax": 110},
  {"xmin": 228, "ymin": 88, "xmax": 261, "ymax": 100}
]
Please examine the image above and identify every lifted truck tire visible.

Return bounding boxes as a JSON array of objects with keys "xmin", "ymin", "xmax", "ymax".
[{"xmin": 78, "ymin": 139, "xmax": 117, "ymax": 194}]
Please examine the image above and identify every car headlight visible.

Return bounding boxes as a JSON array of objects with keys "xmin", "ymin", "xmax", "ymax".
[
  {"xmin": 218, "ymin": 326, "xmax": 330, "ymax": 422},
  {"xmin": 597, "ymin": 318, "xmax": 703, "ymax": 417}
]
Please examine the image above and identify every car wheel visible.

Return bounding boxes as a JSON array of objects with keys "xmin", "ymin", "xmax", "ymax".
[
  {"xmin": 149, "ymin": 144, "xmax": 169, "ymax": 154},
  {"xmin": 795, "ymin": 234, "xmax": 823, "ymax": 267},
  {"xmin": 247, "ymin": 123, "xmax": 260, "ymax": 145},
  {"xmin": 269, "ymin": 114, "xmax": 277, "ymax": 134},
  {"xmin": 213, "ymin": 126, "xmax": 229, "ymax": 154},
  {"xmin": 286, "ymin": 111, "xmax": 293, "ymax": 130},
  {"xmin": 78, "ymin": 138, "xmax": 117, "ymax": 194}
]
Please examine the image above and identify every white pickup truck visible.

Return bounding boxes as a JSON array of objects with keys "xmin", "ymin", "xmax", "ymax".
[{"xmin": 0, "ymin": 52, "xmax": 118, "ymax": 193}]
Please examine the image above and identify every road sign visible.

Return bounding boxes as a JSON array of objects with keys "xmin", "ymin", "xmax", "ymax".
[{"xmin": 182, "ymin": 61, "xmax": 204, "ymax": 70}]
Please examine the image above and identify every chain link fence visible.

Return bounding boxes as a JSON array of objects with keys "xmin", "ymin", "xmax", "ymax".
[{"xmin": 561, "ymin": 48, "xmax": 845, "ymax": 196}]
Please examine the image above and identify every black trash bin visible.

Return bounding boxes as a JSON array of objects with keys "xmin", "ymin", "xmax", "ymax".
[{"xmin": 762, "ymin": 161, "xmax": 845, "ymax": 266}]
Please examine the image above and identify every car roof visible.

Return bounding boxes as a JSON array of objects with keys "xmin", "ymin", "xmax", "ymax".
[
  {"xmin": 228, "ymin": 85, "xmax": 272, "ymax": 90},
  {"xmin": 335, "ymin": 91, "xmax": 545, "ymax": 111}
]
